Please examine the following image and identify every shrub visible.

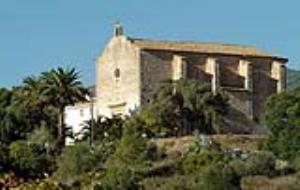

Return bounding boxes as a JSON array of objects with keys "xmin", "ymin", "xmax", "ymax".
[
  {"xmin": 181, "ymin": 148, "xmax": 224, "ymax": 174},
  {"xmin": 201, "ymin": 163, "xmax": 240, "ymax": 190},
  {"xmin": 9, "ymin": 141, "xmax": 53, "ymax": 179},
  {"xmin": 262, "ymin": 88, "xmax": 300, "ymax": 160},
  {"xmin": 229, "ymin": 151, "xmax": 276, "ymax": 178},
  {"xmin": 291, "ymin": 156, "xmax": 300, "ymax": 172},
  {"xmin": 145, "ymin": 142, "xmax": 166, "ymax": 161},
  {"xmin": 19, "ymin": 179, "xmax": 68, "ymax": 190},
  {"xmin": 54, "ymin": 142, "xmax": 110, "ymax": 186},
  {"xmin": 142, "ymin": 175, "xmax": 201, "ymax": 190},
  {"xmin": 96, "ymin": 116, "xmax": 148, "ymax": 190},
  {"xmin": 26, "ymin": 126, "xmax": 56, "ymax": 152},
  {"xmin": 228, "ymin": 159, "xmax": 248, "ymax": 177},
  {"xmin": 80, "ymin": 115, "xmax": 125, "ymax": 143},
  {"xmin": 0, "ymin": 144, "xmax": 9, "ymax": 173},
  {"xmin": 244, "ymin": 151, "xmax": 276, "ymax": 176},
  {"xmin": 95, "ymin": 167, "xmax": 141, "ymax": 190}
]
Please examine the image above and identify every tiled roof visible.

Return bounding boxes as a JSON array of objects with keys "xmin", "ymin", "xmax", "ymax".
[{"xmin": 129, "ymin": 38, "xmax": 287, "ymax": 61}]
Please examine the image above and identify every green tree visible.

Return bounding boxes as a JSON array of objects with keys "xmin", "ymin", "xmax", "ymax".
[
  {"xmin": 9, "ymin": 140, "xmax": 54, "ymax": 179},
  {"xmin": 98, "ymin": 116, "xmax": 148, "ymax": 190},
  {"xmin": 140, "ymin": 79, "xmax": 228, "ymax": 136},
  {"xmin": 262, "ymin": 87, "xmax": 300, "ymax": 160},
  {"xmin": 0, "ymin": 143, "xmax": 9, "ymax": 173},
  {"xmin": 0, "ymin": 103, "xmax": 31, "ymax": 145},
  {"xmin": 79, "ymin": 115, "xmax": 124, "ymax": 143},
  {"xmin": 181, "ymin": 148, "xmax": 224, "ymax": 175},
  {"xmin": 27, "ymin": 126, "xmax": 57, "ymax": 154},
  {"xmin": 0, "ymin": 79, "xmax": 58, "ymax": 146},
  {"xmin": 54, "ymin": 141, "xmax": 112, "ymax": 186},
  {"xmin": 0, "ymin": 88, "xmax": 12, "ymax": 108},
  {"xmin": 41, "ymin": 67, "xmax": 88, "ymax": 146},
  {"xmin": 20, "ymin": 76, "xmax": 61, "ymax": 137},
  {"xmin": 0, "ymin": 88, "xmax": 32, "ymax": 145}
]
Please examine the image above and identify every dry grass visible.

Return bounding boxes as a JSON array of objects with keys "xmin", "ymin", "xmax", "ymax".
[
  {"xmin": 211, "ymin": 134, "xmax": 265, "ymax": 151},
  {"xmin": 146, "ymin": 135, "xmax": 299, "ymax": 190},
  {"xmin": 153, "ymin": 134, "xmax": 265, "ymax": 155},
  {"xmin": 241, "ymin": 175, "xmax": 300, "ymax": 190}
]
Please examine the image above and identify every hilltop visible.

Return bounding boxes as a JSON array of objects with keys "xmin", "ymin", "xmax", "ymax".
[{"xmin": 287, "ymin": 68, "xmax": 300, "ymax": 90}]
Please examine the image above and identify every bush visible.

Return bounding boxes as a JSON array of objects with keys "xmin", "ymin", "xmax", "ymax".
[
  {"xmin": 201, "ymin": 163, "xmax": 240, "ymax": 190},
  {"xmin": 229, "ymin": 151, "xmax": 276, "ymax": 178},
  {"xmin": 291, "ymin": 156, "xmax": 300, "ymax": 172},
  {"xmin": 228, "ymin": 159, "xmax": 248, "ymax": 177},
  {"xmin": 142, "ymin": 175, "xmax": 201, "ymax": 190},
  {"xmin": 262, "ymin": 88, "xmax": 300, "ymax": 160},
  {"xmin": 95, "ymin": 167, "xmax": 141, "ymax": 190},
  {"xmin": 54, "ymin": 142, "xmax": 110, "ymax": 186},
  {"xmin": 181, "ymin": 148, "xmax": 224, "ymax": 174},
  {"xmin": 19, "ymin": 179, "xmax": 68, "ymax": 190},
  {"xmin": 145, "ymin": 142, "xmax": 166, "ymax": 161},
  {"xmin": 96, "ymin": 117, "xmax": 148, "ymax": 190},
  {"xmin": 79, "ymin": 115, "xmax": 125, "ymax": 143},
  {"xmin": 244, "ymin": 151, "xmax": 276, "ymax": 176},
  {"xmin": 0, "ymin": 144, "xmax": 9, "ymax": 173},
  {"xmin": 26, "ymin": 126, "xmax": 56, "ymax": 152},
  {"xmin": 9, "ymin": 141, "xmax": 53, "ymax": 179}
]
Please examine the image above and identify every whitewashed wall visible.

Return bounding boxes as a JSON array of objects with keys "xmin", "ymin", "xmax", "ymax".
[{"xmin": 64, "ymin": 100, "xmax": 97, "ymax": 145}]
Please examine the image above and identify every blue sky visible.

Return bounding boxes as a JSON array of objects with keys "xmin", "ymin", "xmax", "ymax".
[{"xmin": 0, "ymin": 0, "xmax": 299, "ymax": 88}]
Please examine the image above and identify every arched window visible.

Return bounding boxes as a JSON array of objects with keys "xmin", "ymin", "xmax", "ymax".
[{"xmin": 114, "ymin": 68, "xmax": 120, "ymax": 78}]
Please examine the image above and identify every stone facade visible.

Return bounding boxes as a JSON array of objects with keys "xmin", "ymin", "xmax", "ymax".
[
  {"xmin": 96, "ymin": 29, "xmax": 141, "ymax": 117},
  {"xmin": 96, "ymin": 24, "xmax": 288, "ymax": 127}
]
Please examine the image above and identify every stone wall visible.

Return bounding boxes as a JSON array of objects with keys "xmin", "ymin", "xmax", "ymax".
[
  {"xmin": 96, "ymin": 34, "xmax": 286, "ymax": 127},
  {"xmin": 139, "ymin": 51, "xmax": 284, "ymax": 126},
  {"xmin": 218, "ymin": 56, "xmax": 244, "ymax": 88},
  {"xmin": 223, "ymin": 88, "xmax": 255, "ymax": 133},
  {"xmin": 271, "ymin": 60, "xmax": 287, "ymax": 93},
  {"xmin": 96, "ymin": 36, "xmax": 141, "ymax": 117},
  {"xmin": 250, "ymin": 58, "xmax": 278, "ymax": 120},
  {"xmin": 140, "ymin": 50, "xmax": 173, "ymax": 104}
]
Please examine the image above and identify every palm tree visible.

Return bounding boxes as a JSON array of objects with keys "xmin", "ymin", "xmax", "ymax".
[
  {"xmin": 10, "ymin": 76, "xmax": 59, "ymax": 136},
  {"xmin": 22, "ymin": 76, "xmax": 44, "ymax": 105},
  {"xmin": 41, "ymin": 67, "xmax": 88, "ymax": 146},
  {"xmin": 149, "ymin": 79, "xmax": 229, "ymax": 136},
  {"xmin": 79, "ymin": 115, "xmax": 124, "ymax": 143},
  {"xmin": 179, "ymin": 79, "xmax": 229, "ymax": 134},
  {"xmin": 20, "ymin": 76, "xmax": 47, "ymax": 126}
]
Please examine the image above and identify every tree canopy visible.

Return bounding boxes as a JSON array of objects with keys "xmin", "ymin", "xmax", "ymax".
[
  {"xmin": 262, "ymin": 87, "xmax": 300, "ymax": 160},
  {"xmin": 140, "ymin": 79, "xmax": 229, "ymax": 136}
]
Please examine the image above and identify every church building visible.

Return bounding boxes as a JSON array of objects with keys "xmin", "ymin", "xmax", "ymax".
[
  {"xmin": 65, "ymin": 23, "xmax": 288, "ymax": 141},
  {"xmin": 96, "ymin": 24, "xmax": 287, "ymax": 123}
]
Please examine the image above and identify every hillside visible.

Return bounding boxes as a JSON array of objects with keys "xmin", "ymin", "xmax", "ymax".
[
  {"xmin": 287, "ymin": 68, "xmax": 300, "ymax": 90},
  {"xmin": 141, "ymin": 135, "xmax": 300, "ymax": 190}
]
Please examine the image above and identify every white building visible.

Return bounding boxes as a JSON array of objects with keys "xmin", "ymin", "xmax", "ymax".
[{"xmin": 64, "ymin": 88, "xmax": 97, "ymax": 145}]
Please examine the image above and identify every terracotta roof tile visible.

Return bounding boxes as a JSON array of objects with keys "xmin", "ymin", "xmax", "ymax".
[{"xmin": 129, "ymin": 38, "xmax": 287, "ymax": 61}]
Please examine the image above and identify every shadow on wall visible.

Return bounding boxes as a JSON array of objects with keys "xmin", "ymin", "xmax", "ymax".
[{"xmin": 222, "ymin": 106, "xmax": 266, "ymax": 135}]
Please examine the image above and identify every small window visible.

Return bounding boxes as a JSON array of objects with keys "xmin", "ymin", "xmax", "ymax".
[
  {"xmin": 114, "ymin": 68, "xmax": 120, "ymax": 78},
  {"xmin": 80, "ymin": 109, "xmax": 84, "ymax": 117}
]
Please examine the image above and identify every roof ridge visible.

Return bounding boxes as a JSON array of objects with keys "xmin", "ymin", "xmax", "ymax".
[
  {"xmin": 128, "ymin": 37, "xmax": 262, "ymax": 50},
  {"xmin": 128, "ymin": 37, "xmax": 287, "ymax": 61}
]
